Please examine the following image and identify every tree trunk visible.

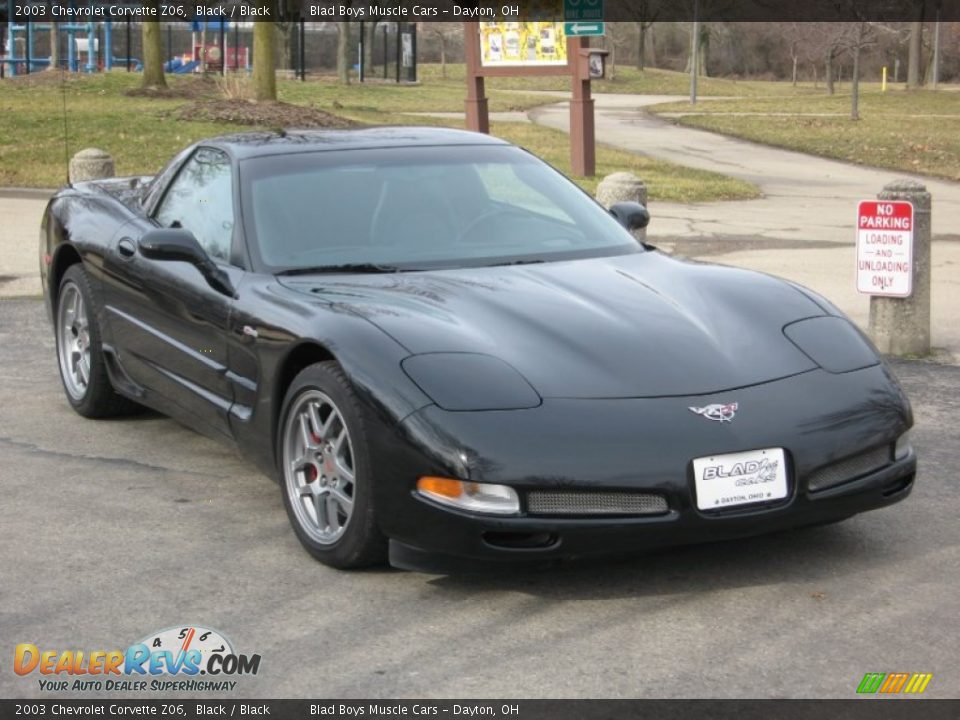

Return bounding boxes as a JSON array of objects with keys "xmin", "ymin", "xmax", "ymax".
[
  {"xmin": 253, "ymin": 22, "xmax": 277, "ymax": 101},
  {"xmin": 439, "ymin": 35, "xmax": 447, "ymax": 79},
  {"xmin": 337, "ymin": 22, "xmax": 351, "ymax": 85},
  {"xmin": 907, "ymin": 21, "xmax": 922, "ymax": 88},
  {"xmin": 364, "ymin": 22, "xmax": 377, "ymax": 73},
  {"xmin": 851, "ymin": 40, "xmax": 861, "ymax": 120},
  {"xmin": 825, "ymin": 53, "xmax": 834, "ymax": 95},
  {"xmin": 48, "ymin": 23, "xmax": 60, "ymax": 71},
  {"xmin": 636, "ymin": 23, "xmax": 645, "ymax": 71},
  {"xmin": 609, "ymin": 35, "xmax": 616, "ymax": 80},
  {"xmin": 699, "ymin": 28, "xmax": 709, "ymax": 77},
  {"xmin": 141, "ymin": 13, "xmax": 167, "ymax": 89},
  {"xmin": 791, "ymin": 56, "xmax": 797, "ymax": 86},
  {"xmin": 275, "ymin": 22, "xmax": 295, "ymax": 71},
  {"xmin": 647, "ymin": 24, "xmax": 657, "ymax": 68}
]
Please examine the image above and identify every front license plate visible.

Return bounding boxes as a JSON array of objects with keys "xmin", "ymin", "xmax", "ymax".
[{"xmin": 693, "ymin": 447, "xmax": 788, "ymax": 511}]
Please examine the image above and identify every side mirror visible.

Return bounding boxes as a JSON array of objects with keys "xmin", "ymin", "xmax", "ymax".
[
  {"xmin": 138, "ymin": 228, "xmax": 236, "ymax": 298},
  {"xmin": 609, "ymin": 201, "xmax": 651, "ymax": 231},
  {"xmin": 139, "ymin": 228, "xmax": 207, "ymax": 264}
]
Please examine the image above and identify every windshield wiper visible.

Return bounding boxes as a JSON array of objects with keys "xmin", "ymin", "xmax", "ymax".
[
  {"xmin": 276, "ymin": 263, "xmax": 400, "ymax": 276},
  {"xmin": 486, "ymin": 259, "xmax": 546, "ymax": 267}
]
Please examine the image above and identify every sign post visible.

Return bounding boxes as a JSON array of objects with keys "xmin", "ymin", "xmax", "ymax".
[
  {"xmin": 463, "ymin": 21, "xmax": 605, "ymax": 177},
  {"xmin": 858, "ymin": 180, "xmax": 932, "ymax": 356}
]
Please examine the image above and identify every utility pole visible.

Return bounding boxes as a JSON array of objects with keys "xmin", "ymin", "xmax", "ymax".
[{"xmin": 689, "ymin": 0, "xmax": 700, "ymax": 105}]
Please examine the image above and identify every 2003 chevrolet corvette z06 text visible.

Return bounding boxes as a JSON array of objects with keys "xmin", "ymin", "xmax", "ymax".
[{"xmin": 40, "ymin": 128, "xmax": 916, "ymax": 571}]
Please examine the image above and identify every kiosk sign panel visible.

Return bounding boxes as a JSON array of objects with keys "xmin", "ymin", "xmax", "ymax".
[
  {"xmin": 856, "ymin": 200, "xmax": 914, "ymax": 297},
  {"xmin": 479, "ymin": 22, "xmax": 568, "ymax": 67}
]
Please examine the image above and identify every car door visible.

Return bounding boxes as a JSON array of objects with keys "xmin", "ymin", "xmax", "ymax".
[{"xmin": 101, "ymin": 147, "xmax": 241, "ymax": 438}]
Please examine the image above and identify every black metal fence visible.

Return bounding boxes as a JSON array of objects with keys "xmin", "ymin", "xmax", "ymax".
[{"xmin": 2, "ymin": 21, "xmax": 465, "ymax": 80}]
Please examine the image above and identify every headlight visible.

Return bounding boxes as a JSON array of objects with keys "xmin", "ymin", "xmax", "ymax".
[
  {"xmin": 401, "ymin": 352, "xmax": 541, "ymax": 411},
  {"xmin": 783, "ymin": 316, "xmax": 880, "ymax": 374},
  {"xmin": 895, "ymin": 431, "xmax": 912, "ymax": 460},
  {"xmin": 417, "ymin": 477, "xmax": 520, "ymax": 515}
]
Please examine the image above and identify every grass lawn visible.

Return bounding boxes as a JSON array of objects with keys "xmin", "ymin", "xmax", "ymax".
[
  {"xmin": 648, "ymin": 88, "xmax": 960, "ymax": 181},
  {"xmin": 0, "ymin": 69, "xmax": 757, "ymax": 201}
]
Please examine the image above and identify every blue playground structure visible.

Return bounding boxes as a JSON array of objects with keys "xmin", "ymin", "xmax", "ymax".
[
  {"xmin": 164, "ymin": 57, "xmax": 200, "ymax": 75},
  {"xmin": 3, "ymin": 20, "xmax": 140, "ymax": 76}
]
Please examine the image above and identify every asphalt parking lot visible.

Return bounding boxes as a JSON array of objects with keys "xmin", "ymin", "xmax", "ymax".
[{"xmin": 1, "ymin": 297, "xmax": 958, "ymax": 699}]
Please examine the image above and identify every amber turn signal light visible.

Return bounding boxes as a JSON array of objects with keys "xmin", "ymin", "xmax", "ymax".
[{"xmin": 416, "ymin": 477, "xmax": 520, "ymax": 515}]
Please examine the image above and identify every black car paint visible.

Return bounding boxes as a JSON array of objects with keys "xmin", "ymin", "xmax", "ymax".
[{"xmin": 40, "ymin": 128, "xmax": 916, "ymax": 569}]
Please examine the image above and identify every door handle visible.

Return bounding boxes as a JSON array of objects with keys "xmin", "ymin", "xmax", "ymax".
[{"xmin": 117, "ymin": 237, "xmax": 136, "ymax": 259}]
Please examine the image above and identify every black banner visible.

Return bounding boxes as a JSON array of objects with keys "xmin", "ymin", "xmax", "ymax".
[
  {"xmin": 8, "ymin": 0, "xmax": 960, "ymax": 23},
  {"xmin": 1, "ymin": 700, "xmax": 959, "ymax": 720}
]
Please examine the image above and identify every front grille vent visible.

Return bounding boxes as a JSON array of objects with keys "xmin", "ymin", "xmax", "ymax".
[
  {"xmin": 807, "ymin": 446, "xmax": 891, "ymax": 492},
  {"xmin": 527, "ymin": 491, "xmax": 668, "ymax": 517}
]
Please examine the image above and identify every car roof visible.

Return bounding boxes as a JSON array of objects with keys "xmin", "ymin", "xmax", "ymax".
[{"xmin": 205, "ymin": 126, "xmax": 512, "ymax": 160}]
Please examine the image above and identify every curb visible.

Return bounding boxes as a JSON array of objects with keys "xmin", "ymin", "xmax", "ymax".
[{"xmin": 0, "ymin": 188, "xmax": 57, "ymax": 200}]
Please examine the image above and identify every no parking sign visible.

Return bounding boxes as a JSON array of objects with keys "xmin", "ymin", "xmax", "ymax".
[{"xmin": 856, "ymin": 200, "xmax": 914, "ymax": 297}]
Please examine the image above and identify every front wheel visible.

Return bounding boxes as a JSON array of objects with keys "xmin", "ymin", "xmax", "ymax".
[
  {"xmin": 55, "ymin": 265, "xmax": 139, "ymax": 418},
  {"xmin": 278, "ymin": 362, "xmax": 386, "ymax": 568}
]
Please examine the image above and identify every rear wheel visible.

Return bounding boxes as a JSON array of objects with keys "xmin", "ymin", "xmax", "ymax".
[
  {"xmin": 278, "ymin": 362, "xmax": 386, "ymax": 568},
  {"xmin": 55, "ymin": 265, "xmax": 139, "ymax": 418}
]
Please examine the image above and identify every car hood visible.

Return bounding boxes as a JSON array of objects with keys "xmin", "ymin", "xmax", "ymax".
[{"xmin": 279, "ymin": 252, "xmax": 825, "ymax": 399}]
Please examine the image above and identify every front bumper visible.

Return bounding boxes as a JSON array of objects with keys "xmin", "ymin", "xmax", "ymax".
[
  {"xmin": 388, "ymin": 452, "xmax": 915, "ymax": 572},
  {"xmin": 374, "ymin": 365, "xmax": 915, "ymax": 572}
]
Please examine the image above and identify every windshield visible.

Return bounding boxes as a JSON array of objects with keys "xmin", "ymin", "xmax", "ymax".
[{"xmin": 241, "ymin": 144, "xmax": 642, "ymax": 273}]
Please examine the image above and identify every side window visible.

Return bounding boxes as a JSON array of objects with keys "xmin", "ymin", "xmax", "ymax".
[{"xmin": 155, "ymin": 148, "xmax": 234, "ymax": 262}]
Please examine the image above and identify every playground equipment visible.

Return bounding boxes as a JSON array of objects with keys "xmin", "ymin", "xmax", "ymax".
[{"xmin": 3, "ymin": 21, "xmax": 140, "ymax": 76}]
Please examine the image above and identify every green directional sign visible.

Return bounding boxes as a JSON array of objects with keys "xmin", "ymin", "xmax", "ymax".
[
  {"xmin": 564, "ymin": 0, "xmax": 604, "ymax": 22},
  {"xmin": 564, "ymin": 22, "xmax": 606, "ymax": 37}
]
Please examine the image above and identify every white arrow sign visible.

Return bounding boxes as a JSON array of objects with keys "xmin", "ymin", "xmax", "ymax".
[{"xmin": 564, "ymin": 22, "xmax": 605, "ymax": 36}]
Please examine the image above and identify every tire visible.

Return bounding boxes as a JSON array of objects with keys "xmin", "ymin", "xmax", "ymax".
[
  {"xmin": 278, "ymin": 361, "xmax": 387, "ymax": 568},
  {"xmin": 55, "ymin": 264, "xmax": 139, "ymax": 418}
]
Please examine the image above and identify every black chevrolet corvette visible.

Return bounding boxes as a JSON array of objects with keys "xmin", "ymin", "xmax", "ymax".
[{"xmin": 40, "ymin": 127, "xmax": 916, "ymax": 571}]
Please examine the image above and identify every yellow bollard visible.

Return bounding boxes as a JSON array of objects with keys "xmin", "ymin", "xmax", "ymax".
[{"xmin": 882, "ymin": 66, "xmax": 888, "ymax": 92}]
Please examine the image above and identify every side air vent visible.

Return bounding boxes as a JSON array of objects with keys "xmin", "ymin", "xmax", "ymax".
[{"xmin": 807, "ymin": 446, "xmax": 891, "ymax": 492}]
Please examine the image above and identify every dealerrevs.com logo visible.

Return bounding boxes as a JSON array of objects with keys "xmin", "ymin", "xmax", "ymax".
[{"xmin": 14, "ymin": 626, "xmax": 261, "ymax": 692}]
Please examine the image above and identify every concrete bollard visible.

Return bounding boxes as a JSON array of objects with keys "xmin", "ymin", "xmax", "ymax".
[
  {"xmin": 69, "ymin": 148, "xmax": 115, "ymax": 184},
  {"xmin": 868, "ymin": 180, "xmax": 932, "ymax": 356},
  {"xmin": 596, "ymin": 172, "xmax": 648, "ymax": 241}
]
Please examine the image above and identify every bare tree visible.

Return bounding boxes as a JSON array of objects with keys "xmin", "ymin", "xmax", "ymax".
[
  {"xmin": 423, "ymin": 22, "xmax": 460, "ymax": 78},
  {"xmin": 907, "ymin": 21, "xmax": 924, "ymax": 87},
  {"xmin": 805, "ymin": 23, "xmax": 848, "ymax": 94},
  {"xmin": 604, "ymin": 22, "xmax": 635, "ymax": 80},
  {"xmin": 844, "ymin": 22, "xmax": 876, "ymax": 119},
  {"xmin": 776, "ymin": 22, "xmax": 815, "ymax": 86},
  {"xmin": 625, "ymin": 2, "xmax": 659, "ymax": 70}
]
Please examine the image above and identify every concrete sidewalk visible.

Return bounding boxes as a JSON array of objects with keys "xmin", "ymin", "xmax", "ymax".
[
  {"xmin": 0, "ymin": 190, "xmax": 48, "ymax": 298},
  {"xmin": 530, "ymin": 94, "xmax": 960, "ymax": 244}
]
